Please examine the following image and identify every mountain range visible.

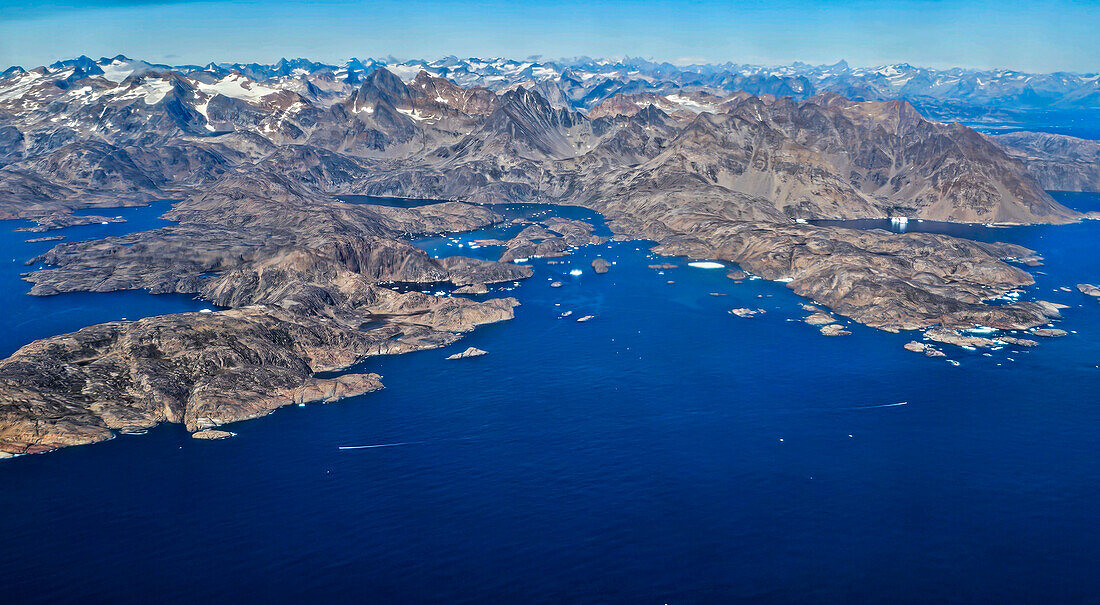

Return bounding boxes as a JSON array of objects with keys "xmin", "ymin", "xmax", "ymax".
[
  {"xmin": 5, "ymin": 55, "xmax": 1099, "ymax": 117},
  {"xmin": 0, "ymin": 55, "xmax": 1097, "ymax": 456}
]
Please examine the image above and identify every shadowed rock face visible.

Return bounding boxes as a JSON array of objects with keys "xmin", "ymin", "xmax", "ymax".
[
  {"xmin": 993, "ymin": 131, "xmax": 1100, "ymax": 193},
  {"xmin": 0, "ymin": 63, "xmax": 1094, "ymax": 456}
]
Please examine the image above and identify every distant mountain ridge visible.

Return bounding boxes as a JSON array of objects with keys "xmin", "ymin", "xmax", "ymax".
[{"xmin": 4, "ymin": 55, "xmax": 1099, "ymax": 117}]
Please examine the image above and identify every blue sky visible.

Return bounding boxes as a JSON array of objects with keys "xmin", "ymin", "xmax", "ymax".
[{"xmin": 1, "ymin": 0, "xmax": 1097, "ymax": 72}]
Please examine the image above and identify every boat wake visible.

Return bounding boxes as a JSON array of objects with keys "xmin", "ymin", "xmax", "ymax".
[
  {"xmin": 338, "ymin": 442, "xmax": 419, "ymax": 450},
  {"xmin": 338, "ymin": 435, "xmax": 481, "ymax": 450},
  {"xmin": 846, "ymin": 401, "xmax": 909, "ymax": 410}
]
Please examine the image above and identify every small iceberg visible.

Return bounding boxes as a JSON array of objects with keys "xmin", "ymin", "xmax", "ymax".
[
  {"xmin": 688, "ymin": 261, "xmax": 725, "ymax": 269},
  {"xmin": 569, "ymin": 269, "xmax": 583, "ymax": 276}
]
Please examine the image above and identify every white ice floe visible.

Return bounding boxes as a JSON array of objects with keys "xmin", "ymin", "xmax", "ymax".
[
  {"xmin": 569, "ymin": 269, "xmax": 583, "ymax": 276},
  {"xmin": 687, "ymin": 261, "xmax": 725, "ymax": 269}
]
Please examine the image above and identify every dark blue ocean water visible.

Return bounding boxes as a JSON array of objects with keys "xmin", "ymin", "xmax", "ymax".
[
  {"xmin": 965, "ymin": 109, "xmax": 1100, "ymax": 141},
  {"xmin": 2, "ymin": 194, "xmax": 1100, "ymax": 603},
  {"xmin": 0, "ymin": 201, "xmax": 213, "ymax": 356}
]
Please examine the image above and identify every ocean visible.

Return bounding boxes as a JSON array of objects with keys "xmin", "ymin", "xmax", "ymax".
[{"xmin": 1, "ymin": 191, "xmax": 1098, "ymax": 603}]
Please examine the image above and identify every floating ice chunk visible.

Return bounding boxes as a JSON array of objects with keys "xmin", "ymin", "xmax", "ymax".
[
  {"xmin": 199, "ymin": 308, "xmax": 213, "ymax": 314},
  {"xmin": 688, "ymin": 261, "xmax": 725, "ymax": 269},
  {"xmin": 947, "ymin": 360, "xmax": 960, "ymax": 366},
  {"xmin": 512, "ymin": 258, "xmax": 529, "ymax": 263},
  {"xmin": 569, "ymin": 269, "xmax": 583, "ymax": 276},
  {"xmin": 100, "ymin": 221, "xmax": 109, "ymax": 225}
]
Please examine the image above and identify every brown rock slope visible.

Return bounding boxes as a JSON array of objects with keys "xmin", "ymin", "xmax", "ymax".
[
  {"xmin": 993, "ymin": 131, "xmax": 1100, "ymax": 193},
  {"xmin": 0, "ymin": 293, "xmax": 517, "ymax": 454}
]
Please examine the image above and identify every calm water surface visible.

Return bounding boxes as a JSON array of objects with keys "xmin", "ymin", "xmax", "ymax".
[{"xmin": 1, "ymin": 194, "xmax": 1099, "ymax": 603}]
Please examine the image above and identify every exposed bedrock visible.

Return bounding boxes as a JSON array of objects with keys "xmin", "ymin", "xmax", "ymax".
[
  {"xmin": 639, "ymin": 218, "xmax": 1059, "ymax": 332},
  {"xmin": 0, "ymin": 291, "xmax": 519, "ymax": 455}
]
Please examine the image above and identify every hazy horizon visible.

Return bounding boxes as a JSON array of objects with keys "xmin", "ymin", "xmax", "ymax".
[
  {"xmin": 5, "ymin": 52, "xmax": 1099, "ymax": 78},
  {"xmin": 1, "ymin": 0, "xmax": 1097, "ymax": 74}
]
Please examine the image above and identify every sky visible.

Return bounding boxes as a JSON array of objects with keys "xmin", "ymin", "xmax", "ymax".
[{"xmin": 1, "ymin": 0, "xmax": 1098, "ymax": 73}]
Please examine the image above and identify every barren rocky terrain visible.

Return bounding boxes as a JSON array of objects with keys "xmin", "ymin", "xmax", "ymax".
[{"xmin": 0, "ymin": 56, "xmax": 1096, "ymax": 456}]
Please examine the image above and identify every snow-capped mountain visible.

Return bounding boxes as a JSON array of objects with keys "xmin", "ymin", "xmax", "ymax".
[{"xmin": 5, "ymin": 55, "xmax": 1097, "ymax": 118}]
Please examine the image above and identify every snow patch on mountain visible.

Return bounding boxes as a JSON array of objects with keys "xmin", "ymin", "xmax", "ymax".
[{"xmin": 197, "ymin": 74, "xmax": 278, "ymax": 102}]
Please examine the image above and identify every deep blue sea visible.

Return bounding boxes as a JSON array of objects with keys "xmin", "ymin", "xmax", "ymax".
[
  {"xmin": 965, "ymin": 109, "xmax": 1100, "ymax": 141},
  {"xmin": 2, "ymin": 192, "xmax": 1099, "ymax": 603}
]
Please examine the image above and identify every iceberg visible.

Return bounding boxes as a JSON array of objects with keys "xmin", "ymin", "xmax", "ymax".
[
  {"xmin": 687, "ymin": 261, "xmax": 725, "ymax": 269},
  {"xmin": 569, "ymin": 269, "xmax": 583, "ymax": 276}
]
